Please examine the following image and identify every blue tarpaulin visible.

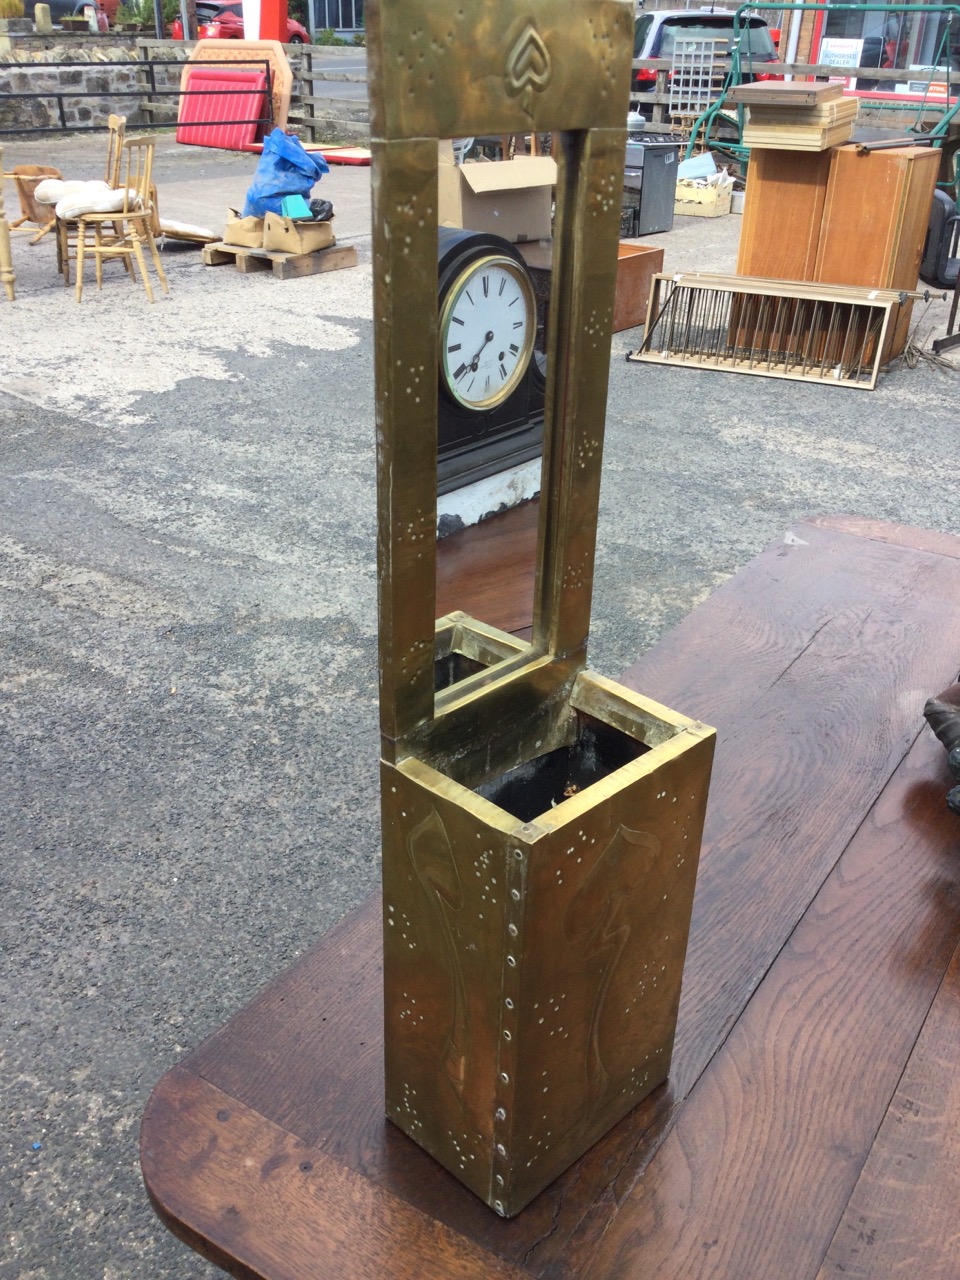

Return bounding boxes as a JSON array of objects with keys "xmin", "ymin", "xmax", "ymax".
[{"xmin": 243, "ymin": 129, "xmax": 330, "ymax": 218}]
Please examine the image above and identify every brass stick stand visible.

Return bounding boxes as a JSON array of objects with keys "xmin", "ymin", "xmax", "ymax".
[
  {"xmin": 369, "ymin": 0, "xmax": 715, "ymax": 1217},
  {"xmin": 0, "ymin": 146, "xmax": 16, "ymax": 303}
]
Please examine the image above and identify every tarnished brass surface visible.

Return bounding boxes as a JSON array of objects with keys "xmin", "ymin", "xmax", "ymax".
[
  {"xmin": 368, "ymin": 0, "xmax": 716, "ymax": 1216},
  {"xmin": 367, "ymin": 0, "xmax": 632, "ymax": 141},
  {"xmin": 0, "ymin": 146, "xmax": 16, "ymax": 304},
  {"xmin": 382, "ymin": 673, "xmax": 713, "ymax": 1216}
]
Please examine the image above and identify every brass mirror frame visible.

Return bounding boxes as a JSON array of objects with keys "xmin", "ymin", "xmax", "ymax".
[{"xmin": 368, "ymin": 0, "xmax": 715, "ymax": 1217}]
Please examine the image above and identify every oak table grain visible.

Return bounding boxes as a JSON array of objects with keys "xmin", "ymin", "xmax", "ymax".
[{"xmin": 141, "ymin": 515, "xmax": 960, "ymax": 1280}]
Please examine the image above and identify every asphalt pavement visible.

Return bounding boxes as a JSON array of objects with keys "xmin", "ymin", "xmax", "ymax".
[{"xmin": 2, "ymin": 132, "xmax": 959, "ymax": 1280}]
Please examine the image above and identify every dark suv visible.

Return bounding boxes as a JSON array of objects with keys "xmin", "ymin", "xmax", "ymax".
[{"xmin": 631, "ymin": 8, "xmax": 781, "ymax": 102}]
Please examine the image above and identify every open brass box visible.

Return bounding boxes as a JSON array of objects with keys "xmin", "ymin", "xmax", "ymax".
[
  {"xmin": 384, "ymin": 620, "xmax": 713, "ymax": 1216},
  {"xmin": 368, "ymin": 0, "xmax": 715, "ymax": 1218}
]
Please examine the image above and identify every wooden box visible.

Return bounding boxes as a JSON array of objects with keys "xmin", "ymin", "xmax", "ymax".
[
  {"xmin": 674, "ymin": 179, "xmax": 732, "ymax": 219},
  {"xmin": 612, "ymin": 243, "xmax": 664, "ymax": 332}
]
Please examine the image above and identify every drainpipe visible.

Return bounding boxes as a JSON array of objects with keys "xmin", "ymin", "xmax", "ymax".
[{"xmin": 784, "ymin": 5, "xmax": 803, "ymax": 79}]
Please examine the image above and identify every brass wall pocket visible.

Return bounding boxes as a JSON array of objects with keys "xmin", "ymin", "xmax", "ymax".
[{"xmin": 368, "ymin": 0, "xmax": 715, "ymax": 1217}]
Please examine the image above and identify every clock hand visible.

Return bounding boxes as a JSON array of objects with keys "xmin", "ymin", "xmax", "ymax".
[{"xmin": 468, "ymin": 330, "xmax": 495, "ymax": 372}]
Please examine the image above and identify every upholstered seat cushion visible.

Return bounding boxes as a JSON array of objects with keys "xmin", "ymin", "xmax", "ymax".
[
  {"xmin": 55, "ymin": 184, "xmax": 141, "ymax": 220},
  {"xmin": 176, "ymin": 67, "xmax": 269, "ymax": 151},
  {"xmin": 157, "ymin": 218, "xmax": 217, "ymax": 243},
  {"xmin": 35, "ymin": 177, "xmax": 109, "ymax": 205}
]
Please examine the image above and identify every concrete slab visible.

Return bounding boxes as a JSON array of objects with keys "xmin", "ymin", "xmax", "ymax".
[{"xmin": 1, "ymin": 131, "xmax": 958, "ymax": 1280}]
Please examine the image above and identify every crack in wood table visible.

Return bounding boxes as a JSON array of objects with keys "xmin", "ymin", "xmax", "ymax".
[{"xmin": 141, "ymin": 514, "xmax": 960, "ymax": 1280}]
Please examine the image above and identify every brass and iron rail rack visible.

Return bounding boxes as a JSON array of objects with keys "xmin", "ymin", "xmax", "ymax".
[{"xmin": 628, "ymin": 272, "xmax": 913, "ymax": 389}]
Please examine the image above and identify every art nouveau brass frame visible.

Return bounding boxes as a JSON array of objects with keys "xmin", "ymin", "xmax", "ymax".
[{"xmin": 368, "ymin": 0, "xmax": 715, "ymax": 1217}]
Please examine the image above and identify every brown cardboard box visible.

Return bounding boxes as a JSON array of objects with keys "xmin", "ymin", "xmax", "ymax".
[
  {"xmin": 223, "ymin": 208, "xmax": 265, "ymax": 248},
  {"xmin": 262, "ymin": 213, "xmax": 335, "ymax": 254},
  {"xmin": 674, "ymin": 179, "xmax": 733, "ymax": 219},
  {"xmin": 438, "ymin": 141, "xmax": 557, "ymax": 243},
  {"xmin": 612, "ymin": 243, "xmax": 664, "ymax": 332}
]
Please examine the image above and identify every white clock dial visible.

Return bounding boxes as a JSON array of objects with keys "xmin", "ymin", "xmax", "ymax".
[{"xmin": 439, "ymin": 254, "xmax": 536, "ymax": 410}]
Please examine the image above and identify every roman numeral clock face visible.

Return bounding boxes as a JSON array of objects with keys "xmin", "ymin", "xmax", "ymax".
[{"xmin": 439, "ymin": 254, "xmax": 537, "ymax": 410}]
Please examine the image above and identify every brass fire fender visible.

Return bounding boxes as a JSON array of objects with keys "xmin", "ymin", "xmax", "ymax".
[
  {"xmin": 629, "ymin": 272, "xmax": 909, "ymax": 389},
  {"xmin": 367, "ymin": 0, "xmax": 715, "ymax": 1217}
]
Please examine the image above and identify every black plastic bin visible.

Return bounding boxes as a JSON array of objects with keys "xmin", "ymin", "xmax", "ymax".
[{"xmin": 623, "ymin": 138, "xmax": 680, "ymax": 236}]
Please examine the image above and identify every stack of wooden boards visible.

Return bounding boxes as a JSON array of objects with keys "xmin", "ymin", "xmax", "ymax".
[{"xmin": 733, "ymin": 80, "xmax": 859, "ymax": 151}]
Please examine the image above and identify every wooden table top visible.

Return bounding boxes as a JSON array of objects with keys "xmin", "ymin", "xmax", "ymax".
[{"xmin": 141, "ymin": 515, "xmax": 960, "ymax": 1280}]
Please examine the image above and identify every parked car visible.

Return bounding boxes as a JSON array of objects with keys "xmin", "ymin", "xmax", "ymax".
[
  {"xmin": 171, "ymin": 2, "xmax": 309, "ymax": 42},
  {"xmin": 631, "ymin": 8, "xmax": 781, "ymax": 102}
]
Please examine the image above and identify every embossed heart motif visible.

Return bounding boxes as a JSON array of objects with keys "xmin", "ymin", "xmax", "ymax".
[{"xmin": 505, "ymin": 22, "xmax": 552, "ymax": 99}]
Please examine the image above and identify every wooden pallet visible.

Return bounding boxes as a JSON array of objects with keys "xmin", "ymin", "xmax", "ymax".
[{"xmin": 201, "ymin": 239, "xmax": 358, "ymax": 280}]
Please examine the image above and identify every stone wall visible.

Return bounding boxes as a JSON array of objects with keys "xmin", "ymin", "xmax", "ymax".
[
  {"xmin": 0, "ymin": 34, "xmax": 366, "ymax": 140},
  {"xmin": 0, "ymin": 35, "xmax": 185, "ymax": 132}
]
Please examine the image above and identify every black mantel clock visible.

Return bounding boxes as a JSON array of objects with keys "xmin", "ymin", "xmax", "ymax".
[{"xmin": 437, "ymin": 228, "xmax": 546, "ymax": 494}]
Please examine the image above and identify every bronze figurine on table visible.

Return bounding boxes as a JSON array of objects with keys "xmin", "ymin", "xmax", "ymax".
[{"xmin": 924, "ymin": 681, "xmax": 960, "ymax": 814}]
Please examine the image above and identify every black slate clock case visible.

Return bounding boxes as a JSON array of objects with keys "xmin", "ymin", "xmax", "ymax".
[{"xmin": 436, "ymin": 227, "xmax": 546, "ymax": 496}]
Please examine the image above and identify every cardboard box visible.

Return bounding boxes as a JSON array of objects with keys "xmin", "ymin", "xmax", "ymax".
[
  {"xmin": 674, "ymin": 179, "xmax": 733, "ymax": 219},
  {"xmin": 438, "ymin": 141, "xmax": 557, "ymax": 243},
  {"xmin": 612, "ymin": 243, "xmax": 664, "ymax": 332},
  {"xmin": 223, "ymin": 208, "xmax": 264, "ymax": 248},
  {"xmin": 515, "ymin": 239, "xmax": 552, "ymax": 271},
  {"xmin": 262, "ymin": 213, "xmax": 335, "ymax": 255}
]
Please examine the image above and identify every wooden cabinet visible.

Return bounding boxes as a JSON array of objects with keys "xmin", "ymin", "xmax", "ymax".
[
  {"xmin": 814, "ymin": 146, "xmax": 941, "ymax": 357},
  {"xmin": 737, "ymin": 149, "xmax": 833, "ymax": 282},
  {"xmin": 737, "ymin": 144, "xmax": 940, "ymax": 361}
]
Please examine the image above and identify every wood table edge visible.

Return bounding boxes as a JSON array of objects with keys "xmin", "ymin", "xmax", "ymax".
[
  {"xmin": 141, "ymin": 1065, "xmax": 533, "ymax": 1280},
  {"xmin": 802, "ymin": 514, "xmax": 960, "ymax": 560},
  {"xmin": 139, "ymin": 517, "xmax": 960, "ymax": 1278}
]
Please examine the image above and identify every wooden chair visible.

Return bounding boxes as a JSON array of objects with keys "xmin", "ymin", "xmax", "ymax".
[
  {"xmin": 3, "ymin": 165, "xmax": 62, "ymax": 245},
  {"xmin": 56, "ymin": 113, "xmax": 126, "ymax": 285},
  {"xmin": 499, "ymin": 132, "xmax": 556, "ymax": 159},
  {"xmin": 75, "ymin": 136, "xmax": 169, "ymax": 303}
]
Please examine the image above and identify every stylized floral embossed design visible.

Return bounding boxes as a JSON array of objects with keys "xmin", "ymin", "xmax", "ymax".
[
  {"xmin": 505, "ymin": 22, "xmax": 552, "ymax": 113},
  {"xmin": 408, "ymin": 809, "xmax": 469, "ymax": 1099},
  {"xmin": 564, "ymin": 826, "xmax": 660, "ymax": 1105}
]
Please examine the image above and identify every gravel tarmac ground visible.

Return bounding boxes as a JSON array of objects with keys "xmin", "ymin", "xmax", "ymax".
[{"xmin": 1, "ymin": 131, "xmax": 958, "ymax": 1279}]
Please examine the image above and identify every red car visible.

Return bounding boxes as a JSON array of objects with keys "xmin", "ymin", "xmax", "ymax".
[{"xmin": 171, "ymin": 2, "xmax": 309, "ymax": 42}]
